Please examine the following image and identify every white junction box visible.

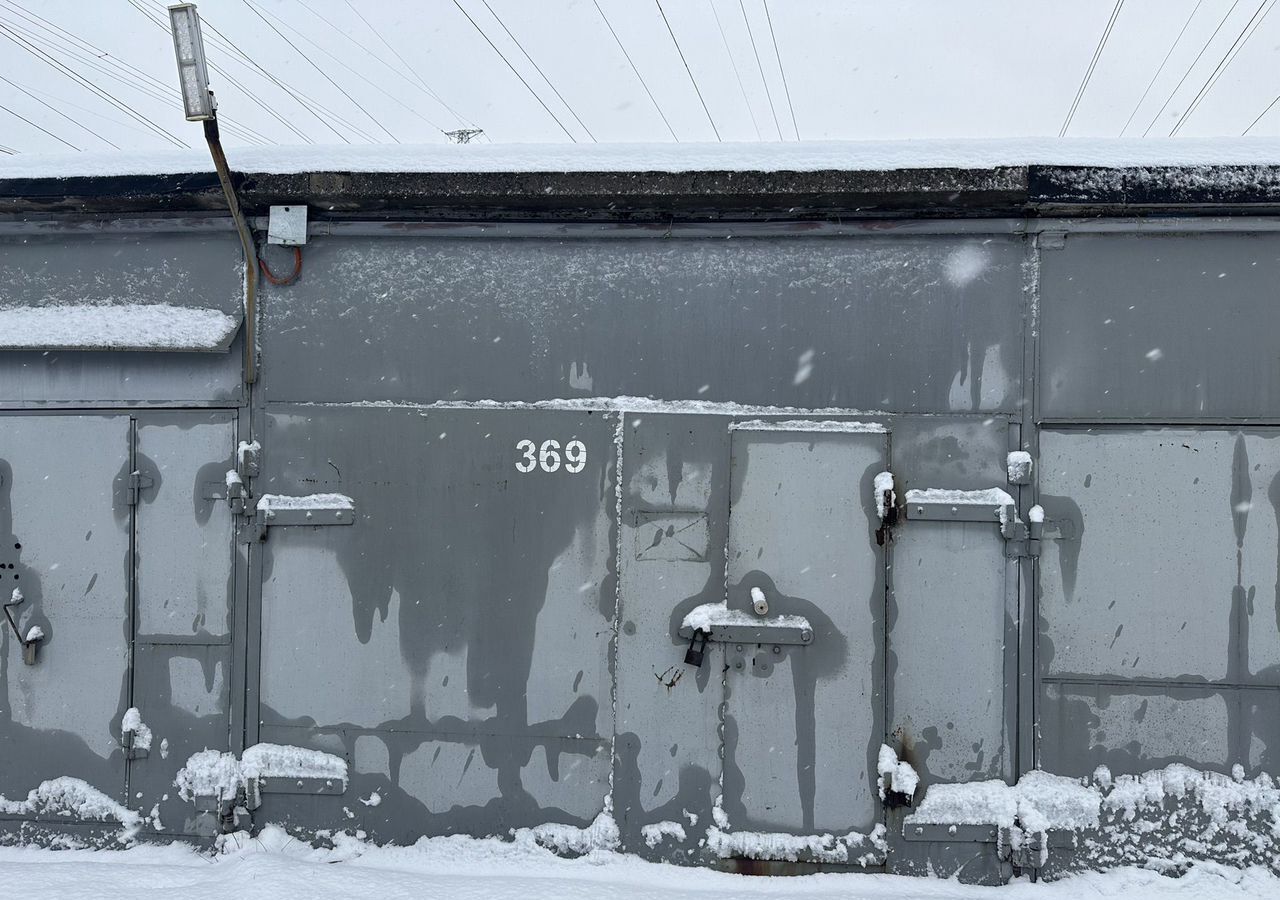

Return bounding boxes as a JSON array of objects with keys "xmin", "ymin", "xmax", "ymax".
[{"xmin": 267, "ymin": 205, "xmax": 308, "ymax": 245}]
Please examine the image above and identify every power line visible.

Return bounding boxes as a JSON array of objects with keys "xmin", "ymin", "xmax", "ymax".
[
  {"xmin": 0, "ymin": 22, "xmax": 189, "ymax": 148},
  {"xmin": 480, "ymin": 0, "xmax": 595, "ymax": 141},
  {"xmin": 241, "ymin": 0, "xmax": 399, "ymax": 142},
  {"xmin": 593, "ymin": 0, "xmax": 677, "ymax": 141},
  {"xmin": 197, "ymin": 12, "xmax": 364, "ymax": 142},
  {"xmin": 246, "ymin": 0, "xmax": 447, "ymax": 136},
  {"xmin": 314, "ymin": 0, "xmax": 478, "ymax": 131},
  {"xmin": 1171, "ymin": 0, "xmax": 1275, "ymax": 135},
  {"xmin": 1060, "ymin": 0, "xmax": 1125, "ymax": 137},
  {"xmin": 1120, "ymin": 0, "xmax": 1203, "ymax": 136},
  {"xmin": 739, "ymin": 0, "xmax": 782, "ymax": 140},
  {"xmin": 762, "ymin": 1, "xmax": 798, "ymax": 139},
  {"xmin": 0, "ymin": 72, "xmax": 119, "ymax": 148},
  {"xmin": 2, "ymin": 2, "xmax": 272, "ymax": 146},
  {"xmin": 1142, "ymin": 0, "xmax": 1241, "ymax": 136},
  {"xmin": 656, "ymin": 0, "xmax": 721, "ymax": 141},
  {"xmin": 451, "ymin": 0, "xmax": 577, "ymax": 141},
  {"xmin": 1243, "ymin": 89, "xmax": 1280, "ymax": 134},
  {"xmin": 709, "ymin": 0, "xmax": 761, "ymax": 139},
  {"xmin": 0, "ymin": 100, "xmax": 80, "ymax": 150}
]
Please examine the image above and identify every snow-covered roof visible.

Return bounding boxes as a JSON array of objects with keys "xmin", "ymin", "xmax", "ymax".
[{"xmin": 2, "ymin": 137, "xmax": 1280, "ymax": 180}]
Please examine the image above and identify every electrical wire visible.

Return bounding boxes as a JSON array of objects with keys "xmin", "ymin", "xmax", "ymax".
[
  {"xmin": 0, "ymin": 101, "xmax": 80, "ymax": 150},
  {"xmin": 0, "ymin": 22, "xmax": 189, "ymax": 148},
  {"xmin": 739, "ymin": 0, "xmax": 782, "ymax": 140},
  {"xmin": 258, "ymin": 246, "xmax": 303, "ymax": 286},
  {"xmin": 479, "ymin": 0, "xmax": 595, "ymax": 141},
  {"xmin": 1142, "ymin": 0, "xmax": 1241, "ymax": 136},
  {"xmin": 1243, "ymin": 90, "xmax": 1280, "ymax": 134},
  {"xmin": 196, "ymin": 14, "xmax": 368, "ymax": 143},
  {"xmin": 0, "ymin": 72, "xmax": 119, "ymax": 148},
  {"xmin": 1060, "ymin": 0, "xmax": 1125, "ymax": 137},
  {"xmin": 2, "ymin": 3, "xmax": 272, "ymax": 146},
  {"xmin": 452, "ymin": 0, "xmax": 577, "ymax": 141},
  {"xmin": 1120, "ymin": 0, "xmax": 1203, "ymax": 136},
  {"xmin": 1170, "ymin": 0, "xmax": 1275, "ymax": 135},
  {"xmin": 309, "ymin": 0, "xmax": 479, "ymax": 131},
  {"xmin": 762, "ymin": 0, "xmax": 798, "ymax": 140},
  {"xmin": 241, "ymin": 0, "xmax": 400, "ymax": 142},
  {"xmin": 593, "ymin": 0, "xmax": 677, "ymax": 141},
  {"xmin": 709, "ymin": 0, "xmax": 762, "ymax": 140},
  {"xmin": 244, "ymin": 0, "xmax": 447, "ymax": 136},
  {"xmin": 656, "ymin": 0, "xmax": 721, "ymax": 140}
]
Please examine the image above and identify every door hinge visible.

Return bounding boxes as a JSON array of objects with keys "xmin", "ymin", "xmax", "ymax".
[{"xmin": 126, "ymin": 471, "xmax": 155, "ymax": 506}]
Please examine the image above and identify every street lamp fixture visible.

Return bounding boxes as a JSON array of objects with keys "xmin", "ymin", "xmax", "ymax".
[
  {"xmin": 168, "ymin": 3, "xmax": 215, "ymax": 121},
  {"xmin": 166, "ymin": 2, "xmax": 258, "ymax": 384}
]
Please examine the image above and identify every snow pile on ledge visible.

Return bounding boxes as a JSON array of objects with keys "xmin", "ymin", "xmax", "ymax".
[
  {"xmin": 5, "ymin": 137, "xmax": 1280, "ymax": 179},
  {"xmin": 256, "ymin": 493, "xmax": 355, "ymax": 512},
  {"xmin": 681, "ymin": 602, "xmax": 810, "ymax": 633},
  {"xmin": 176, "ymin": 744, "xmax": 348, "ymax": 802},
  {"xmin": 728, "ymin": 419, "xmax": 887, "ymax": 433},
  {"xmin": 242, "ymin": 744, "xmax": 349, "ymax": 783},
  {"xmin": 0, "ymin": 304, "xmax": 238, "ymax": 351},
  {"xmin": 1104, "ymin": 764, "xmax": 1280, "ymax": 827},
  {"xmin": 704, "ymin": 795, "xmax": 885, "ymax": 864},
  {"xmin": 912, "ymin": 770, "xmax": 1100, "ymax": 831},
  {"xmin": 0, "ymin": 777, "xmax": 140, "ymax": 834},
  {"xmin": 904, "ymin": 487, "xmax": 1016, "ymax": 508}
]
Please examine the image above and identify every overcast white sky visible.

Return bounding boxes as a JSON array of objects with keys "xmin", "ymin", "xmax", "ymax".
[{"xmin": 0, "ymin": 0, "xmax": 1278, "ymax": 155}]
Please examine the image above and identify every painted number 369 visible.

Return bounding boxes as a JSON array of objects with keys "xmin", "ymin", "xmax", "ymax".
[{"xmin": 516, "ymin": 439, "xmax": 587, "ymax": 474}]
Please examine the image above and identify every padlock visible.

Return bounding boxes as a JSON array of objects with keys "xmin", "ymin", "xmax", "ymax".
[{"xmin": 684, "ymin": 629, "xmax": 709, "ymax": 668}]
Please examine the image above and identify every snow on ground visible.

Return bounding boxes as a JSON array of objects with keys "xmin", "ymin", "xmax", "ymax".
[
  {"xmin": 0, "ymin": 832, "xmax": 1275, "ymax": 900},
  {"xmin": 3, "ymin": 137, "xmax": 1280, "ymax": 180}
]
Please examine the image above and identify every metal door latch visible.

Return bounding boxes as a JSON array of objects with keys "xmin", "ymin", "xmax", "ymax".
[
  {"xmin": 126, "ymin": 470, "xmax": 155, "ymax": 506},
  {"xmin": 3, "ymin": 589, "xmax": 42, "ymax": 665}
]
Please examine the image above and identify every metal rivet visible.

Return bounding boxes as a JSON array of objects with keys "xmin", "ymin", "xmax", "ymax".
[
  {"xmin": 772, "ymin": 645, "xmax": 781, "ymax": 654},
  {"xmin": 735, "ymin": 644, "xmax": 743, "ymax": 652}
]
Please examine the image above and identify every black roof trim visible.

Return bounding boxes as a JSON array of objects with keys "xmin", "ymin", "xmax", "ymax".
[{"xmin": 2, "ymin": 164, "xmax": 1280, "ymax": 218}]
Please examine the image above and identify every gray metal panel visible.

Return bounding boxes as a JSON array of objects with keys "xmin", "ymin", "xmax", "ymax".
[
  {"xmin": 723, "ymin": 429, "xmax": 886, "ymax": 835},
  {"xmin": 889, "ymin": 522, "xmax": 1007, "ymax": 782},
  {"xmin": 614, "ymin": 415, "xmax": 724, "ymax": 854},
  {"xmin": 0, "ymin": 233, "xmax": 242, "ymax": 316},
  {"xmin": 0, "ymin": 415, "xmax": 130, "ymax": 801},
  {"xmin": 0, "ymin": 343, "xmax": 243, "ymax": 407},
  {"xmin": 1039, "ymin": 429, "xmax": 1271, "ymax": 683},
  {"xmin": 886, "ymin": 417, "xmax": 1016, "ymax": 787},
  {"xmin": 1038, "ymin": 428, "xmax": 1280, "ymax": 775},
  {"xmin": 260, "ymin": 234, "xmax": 1024, "ymax": 411},
  {"xmin": 134, "ymin": 413, "xmax": 236, "ymax": 639},
  {"xmin": 0, "ymin": 232, "xmax": 243, "ymax": 404},
  {"xmin": 257, "ymin": 406, "xmax": 615, "ymax": 838},
  {"xmin": 1039, "ymin": 233, "xmax": 1280, "ymax": 420}
]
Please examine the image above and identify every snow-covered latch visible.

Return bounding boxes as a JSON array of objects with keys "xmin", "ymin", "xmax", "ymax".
[
  {"xmin": 247, "ymin": 493, "xmax": 357, "ymax": 540},
  {"xmin": 3, "ymin": 588, "xmax": 42, "ymax": 666},
  {"xmin": 903, "ymin": 487, "xmax": 1027, "ymax": 542}
]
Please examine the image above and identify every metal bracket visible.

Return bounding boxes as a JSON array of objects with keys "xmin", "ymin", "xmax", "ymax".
[
  {"xmin": 126, "ymin": 471, "xmax": 155, "ymax": 506},
  {"xmin": 903, "ymin": 822, "xmax": 999, "ymax": 843},
  {"xmin": 255, "ymin": 504, "xmax": 356, "ymax": 528},
  {"xmin": 677, "ymin": 620, "xmax": 813, "ymax": 646}
]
